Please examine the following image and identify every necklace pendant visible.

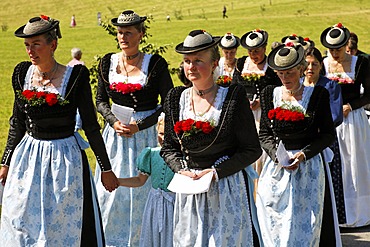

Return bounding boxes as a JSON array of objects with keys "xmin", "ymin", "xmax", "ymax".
[{"xmin": 197, "ymin": 90, "xmax": 204, "ymax": 96}]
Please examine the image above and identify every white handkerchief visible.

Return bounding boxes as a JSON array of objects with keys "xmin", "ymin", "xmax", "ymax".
[
  {"xmin": 111, "ymin": 103, "xmax": 134, "ymax": 124},
  {"xmin": 168, "ymin": 171, "xmax": 213, "ymax": 194},
  {"xmin": 276, "ymin": 140, "xmax": 294, "ymax": 167}
]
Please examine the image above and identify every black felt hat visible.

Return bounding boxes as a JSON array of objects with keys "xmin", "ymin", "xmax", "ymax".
[
  {"xmin": 320, "ymin": 23, "xmax": 350, "ymax": 49},
  {"xmin": 14, "ymin": 15, "xmax": 61, "ymax": 38},
  {"xmin": 240, "ymin": 29, "xmax": 268, "ymax": 49},
  {"xmin": 111, "ymin": 10, "xmax": 147, "ymax": 27},
  {"xmin": 219, "ymin": 33, "xmax": 240, "ymax": 49},
  {"xmin": 267, "ymin": 43, "xmax": 305, "ymax": 71},
  {"xmin": 175, "ymin": 30, "xmax": 221, "ymax": 54}
]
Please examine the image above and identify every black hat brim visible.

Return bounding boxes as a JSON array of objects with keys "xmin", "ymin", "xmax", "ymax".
[
  {"xmin": 267, "ymin": 44, "xmax": 305, "ymax": 71},
  {"xmin": 111, "ymin": 16, "xmax": 147, "ymax": 26},
  {"xmin": 240, "ymin": 31, "xmax": 268, "ymax": 49},
  {"xmin": 14, "ymin": 20, "xmax": 60, "ymax": 38},
  {"xmin": 175, "ymin": 37, "xmax": 221, "ymax": 54},
  {"xmin": 320, "ymin": 26, "xmax": 350, "ymax": 49},
  {"xmin": 218, "ymin": 36, "xmax": 240, "ymax": 50}
]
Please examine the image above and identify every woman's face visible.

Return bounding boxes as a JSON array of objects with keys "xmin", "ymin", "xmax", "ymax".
[
  {"xmin": 328, "ymin": 46, "xmax": 346, "ymax": 61},
  {"xmin": 248, "ymin": 46, "xmax": 266, "ymax": 64},
  {"xmin": 305, "ymin": 55, "xmax": 321, "ymax": 82},
  {"xmin": 117, "ymin": 26, "xmax": 143, "ymax": 51},
  {"xmin": 24, "ymin": 35, "xmax": 55, "ymax": 65},
  {"xmin": 221, "ymin": 48, "xmax": 237, "ymax": 62},
  {"xmin": 183, "ymin": 49, "xmax": 217, "ymax": 84},
  {"xmin": 276, "ymin": 66, "xmax": 302, "ymax": 89}
]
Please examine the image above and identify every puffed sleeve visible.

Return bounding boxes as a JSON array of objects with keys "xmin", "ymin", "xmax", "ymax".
[
  {"xmin": 75, "ymin": 65, "xmax": 112, "ymax": 171},
  {"xmin": 136, "ymin": 147, "xmax": 152, "ymax": 175}
]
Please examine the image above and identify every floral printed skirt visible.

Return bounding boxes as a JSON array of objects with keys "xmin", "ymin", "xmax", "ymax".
[
  {"xmin": 173, "ymin": 171, "xmax": 254, "ymax": 247},
  {"xmin": 256, "ymin": 153, "xmax": 325, "ymax": 247},
  {"xmin": 0, "ymin": 134, "xmax": 104, "ymax": 247},
  {"xmin": 94, "ymin": 109, "xmax": 158, "ymax": 247}
]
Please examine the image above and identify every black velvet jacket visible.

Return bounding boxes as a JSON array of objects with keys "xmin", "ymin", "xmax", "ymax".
[
  {"xmin": 160, "ymin": 84, "xmax": 262, "ymax": 179},
  {"xmin": 1, "ymin": 62, "xmax": 112, "ymax": 171},
  {"xmin": 259, "ymin": 85, "xmax": 335, "ymax": 162},
  {"xmin": 232, "ymin": 56, "xmax": 281, "ymax": 101},
  {"xmin": 96, "ymin": 53, "xmax": 173, "ymax": 130},
  {"xmin": 324, "ymin": 54, "xmax": 370, "ymax": 110}
]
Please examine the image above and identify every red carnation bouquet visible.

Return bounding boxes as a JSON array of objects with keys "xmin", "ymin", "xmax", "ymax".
[
  {"xmin": 18, "ymin": 89, "xmax": 69, "ymax": 107},
  {"xmin": 174, "ymin": 119, "xmax": 214, "ymax": 138},
  {"xmin": 216, "ymin": 75, "xmax": 232, "ymax": 86},
  {"xmin": 268, "ymin": 102, "xmax": 307, "ymax": 122},
  {"xmin": 110, "ymin": 82, "xmax": 143, "ymax": 94}
]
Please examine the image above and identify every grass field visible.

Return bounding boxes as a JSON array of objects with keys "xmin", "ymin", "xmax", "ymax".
[{"xmin": 1, "ymin": 0, "xmax": 370, "ymax": 169}]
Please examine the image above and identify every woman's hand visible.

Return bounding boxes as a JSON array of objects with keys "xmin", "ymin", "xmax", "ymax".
[
  {"xmin": 284, "ymin": 151, "xmax": 305, "ymax": 171},
  {"xmin": 101, "ymin": 170, "xmax": 120, "ymax": 192},
  {"xmin": 0, "ymin": 166, "xmax": 9, "ymax": 186},
  {"xmin": 250, "ymin": 98, "xmax": 260, "ymax": 111},
  {"xmin": 343, "ymin": 104, "xmax": 351, "ymax": 118},
  {"xmin": 113, "ymin": 121, "xmax": 139, "ymax": 138},
  {"xmin": 179, "ymin": 168, "xmax": 215, "ymax": 180}
]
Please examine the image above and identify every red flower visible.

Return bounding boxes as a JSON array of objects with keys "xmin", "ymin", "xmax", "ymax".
[
  {"xmin": 22, "ymin": 90, "xmax": 36, "ymax": 100},
  {"xmin": 286, "ymin": 42, "xmax": 294, "ymax": 47},
  {"xmin": 41, "ymin": 15, "xmax": 50, "ymax": 21},
  {"xmin": 36, "ymin": 91, "xmax": 47, "ymax": 98},
  {"xmin": 110, "ymin": 82, "xmax": 143, "ymax": 94},
  {"xmin": 268, "ymin": 105, "xmax": 306, "ymax": 122},
  {"xmin": 216, "ymin": 75, "xmax": 232, "ymax": 86},
  {"xmin": 45, "ymin": 93, "xmax": 58, "ymax": 106},
  {"xmin": 182, "ymin": 119, "xmax": 195, "ymax": 132},
  {"xmin": 336, "ymin": 23, "xmax": 343, "ymax": 28},
  {"xmin": 201, "ymin": 121, "xmax": 213, "ymax": 134},
  {"xmin": 174, "ymin": 119, "xmax": 214, "ymax": 137}
]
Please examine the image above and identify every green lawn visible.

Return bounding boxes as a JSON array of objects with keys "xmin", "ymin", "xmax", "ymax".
[{"xmin": 1, "ymin": 0, "xmax": 370, "ymax": 170}]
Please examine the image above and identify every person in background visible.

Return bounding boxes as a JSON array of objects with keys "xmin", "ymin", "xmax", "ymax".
[
  {"xmin": 257, "ymin": 42, "xmax": 340, "ymax": 246},
  {"xmin": 70, "ymin": 14, "xmax": 76, "ymax": 28},
  {"xmin": 303, "ymin": 47, "xmax": 346, "ymax": 231},
  {"xmin": 346, "ymin": 32, "xmax": 366, "ymax": 56},
  {"xmin": 0, "ymin": 15, "xmax": 118, "ymax": 246},
  {"xmin": 94, "ymin": 10, "xmax": 173, "ymax": 246},
  {"xmin": 161, "ymin": 29, "xmax": 262, "ymax": 246},
  {"xmin": 68, "ymin": 47, "xmax": 85, "ymax": 67},
  {"xmin": 321, "ymin": 22, "xmax": 370, "ymax": 228},
  {"xmin": 118, "ymin": 113, "xmax": 175, "ymax": 247},
  {"xmin": 215, "ymin": 32, "xmax": 240, "ymax": 84}
]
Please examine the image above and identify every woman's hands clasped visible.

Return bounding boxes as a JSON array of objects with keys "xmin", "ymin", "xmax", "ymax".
[
  {"xmin": 179, "ymin": 168, "xmax": 215, "ymax": 180},
  {"xmin": 101, "ymin": 170, "xmax": 120, "ymax": 192},
  {"xmin": 113, "ymin": 121, "xmax": 139, "ymax": 138}
]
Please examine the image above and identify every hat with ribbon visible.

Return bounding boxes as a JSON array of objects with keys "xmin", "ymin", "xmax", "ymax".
[
  {"xmin": 219, "ymin": 32, "xmax": 240, "ymax": 49},
  {"xmin": 111, "ymin": 10, "xmax": 147, "ymax": 26},
  {"xmin": 240, "ymin": 29, "xmax": 268, "ymax": 49},
  {"xmin": 301, "ymin": 37, "xmax": 315, "ymax": 50},
  {"xmin": 14, "ymin": 15, "xmax": 61, "ymax": 38},
  {"xmin": 175, "ymin": 30, "xmax": 221, "ymax": 54},
  {"xmin": 281, "ymin": 34, "xmax": 303, "ymax": 46},
  {"xmin": 320, "ymin": 23, "xmax": 350, "ymax": 49},
  {"xmin": 267, "ymin": 42, "xmax": 305, "ymax": 71}
]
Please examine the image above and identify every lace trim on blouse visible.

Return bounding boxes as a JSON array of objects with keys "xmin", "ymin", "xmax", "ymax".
[
  {"xmin": 108, "ymin": 53, "xmax": 152, "ymax": 86},
  {"xmin": 273, "ymin": 85, "xmax": 314, "ymax": 111},
  {"xmin": 24, "ymin": 65, "xmax": 72, "ymax": 96},
  {"xmin": 179, "ymin": 86, "xmax": 229, "ymax": 126},
  {"xmin": 241, "ymin": 56, "xmax": 268, "ymax": 74},
  {"xmin": 323, "ymin": 55, "xmax": 357, "ymax": 80}
]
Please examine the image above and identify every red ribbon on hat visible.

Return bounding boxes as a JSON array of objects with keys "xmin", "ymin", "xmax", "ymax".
[
  {"xmin": 41, "ymin": 15, "xmax": 50, "ymax": 21},
  {"xmin": 286, "ymin": 42, "xmax": 294, "ymax": 47}
]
